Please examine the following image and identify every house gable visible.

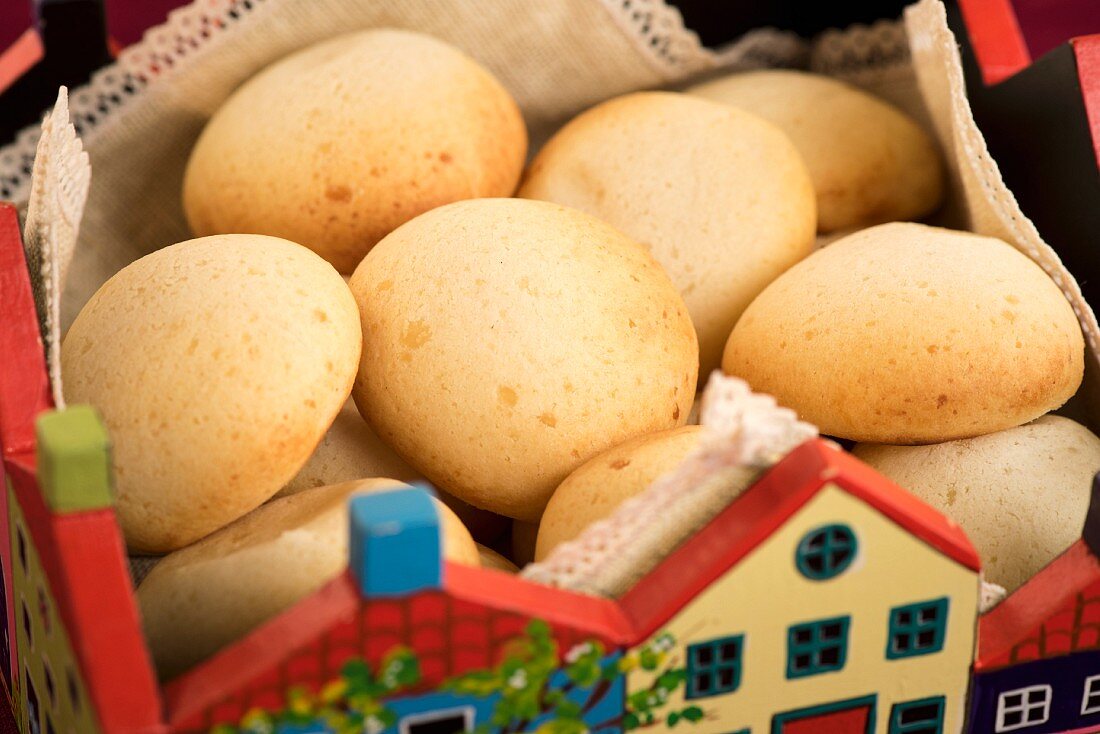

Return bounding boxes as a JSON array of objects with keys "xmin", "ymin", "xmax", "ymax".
[
  {"xmin": 620, "ymin": 440, "xmax": 980, "ymax": 642},
  {"xmin": 625, "ymin": 484, "xmax": 978, "ymax": 734}
]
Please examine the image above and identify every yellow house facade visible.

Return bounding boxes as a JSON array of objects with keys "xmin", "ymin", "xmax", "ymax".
[{"xmin": 626, "ymin": 477, "xmax": 980, "ymax": 734}]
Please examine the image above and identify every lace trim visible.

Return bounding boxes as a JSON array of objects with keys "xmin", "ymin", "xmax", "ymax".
[
  {"xmin": 521, "ymin": 374, "xmax": 818, "ymax": 597},
  {"xmin": 811, "ymin": 18, "xmax": 911, "ymax": 75},
  {"xmin": 906, "ymin": 0, "xmax": 1100, "ymax": 358},
  {"xmin": 596, "ymin": 0, "xmax": 807, "ymax": 78},
  {"xmin": 0, "ymin": 0, "xmax": 263, "ymax": 205},
  {"xmin": 23, "ymin": 89, "xmax": 90, "ymax": 409}
]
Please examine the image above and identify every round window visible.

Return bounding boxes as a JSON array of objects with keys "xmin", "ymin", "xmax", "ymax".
[{"xmin": 796, "ymin": 524, "xmax": 857, "ymax": 580}]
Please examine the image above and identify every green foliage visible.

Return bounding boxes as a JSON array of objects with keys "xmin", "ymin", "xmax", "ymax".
[
  {"xmin": 209, "ymin": 622, "xmax": 707, "ymax": 734},
  {"xmin": 212, "ymin": 649, "xmax": 421, "ymax": 734},
  {"xmin": 613, "ymin": 633, "xmax": 703, "ymax": 732}
]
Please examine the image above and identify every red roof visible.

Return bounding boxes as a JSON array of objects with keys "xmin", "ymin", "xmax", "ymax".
[
  {"xmin": 977, "ymin": 539, "xmax": 1100, "ymax": 671},
  {"xmin": 165, "ymin": 564, "xmax": 632, "ymax": 731},
  {"xmin": 620, "ymin": 440, "xmax": 981, "ymax": 640}
]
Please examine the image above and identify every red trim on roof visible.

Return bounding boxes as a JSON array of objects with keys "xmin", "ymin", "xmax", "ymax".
[
  {"xmin": 976, "ymin": 540, "xmax": 1100, "ymax": 671},
  {"xmin": 1073, "ymin": 35, "xmax": 1100, "ymax": 173},
  {"xmin": 0, "ymin": 204, "xmax": 51, "ymax": 461},
  {"xmin": 620, "ymin": 440, "xmax": 832, "ymax": 640},
  {"xmin": 958, "ymin": 0, "xmax": 1032, "ymax": 85},
  {"xmin": 446, "ymin": 562, "xmax": 634, "ymax": 646},
  {"xmin": 620, "ymin": 440, "xmax": 981, "ymax": 641},
  {"xmin": 165, "ymin": 573, "xmax": 361, "ymax": 728}
]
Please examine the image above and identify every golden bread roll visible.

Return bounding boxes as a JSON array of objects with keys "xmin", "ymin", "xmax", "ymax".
[
  {"xmin": 279, "ymin": 399, "xmax": 421, "ymax": 497},
  {"xmin": 689, "ymin": 70, "xmax": 944, "ymax": 232},
  {"xmin": 478, "ymin": 544, "xmax": 520, "ymax": 573},
  {"xmin": 854, "ymin": 416, "xmax": 1100, "ymax": 591},
  {"xmin": 350, "ymin": 198, "xmax": 698, "ymax": 520},
  {"xmin": 184, "ymin": 29, "xmax": 527, "ymax": 273},
  {"xmin": 138, "ymin": 478, "xmax": 479, "ymax": 679},
  {"xmin": 723, "ymin": 223, "xmax": 1083, "ymax": 443},
  {"xmin": 519, "ymin": 91, "xmax": 815, "ymax": 376},
  {"xmin": 62, "ymin": 235, "xmax": 361, "ymax": 552},
  {"xmin": 536, "ymin": 426, "xmax": 703, "ymax": 560}
]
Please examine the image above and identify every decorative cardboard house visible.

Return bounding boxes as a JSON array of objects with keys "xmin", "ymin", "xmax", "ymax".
[{"xmin": 968, "ymin": 477, "xmax": 1100, "ymax": 734}]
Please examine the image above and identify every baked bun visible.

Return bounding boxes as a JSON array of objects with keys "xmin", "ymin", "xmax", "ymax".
[
  {"xmin": 854, "ymin": 416, "xmax": 1100, "ymax": 591},
  {"xmin": 536, "ymin": 426, "xmax": 702, "ymax": 560},
  {"xmin": 138, "ymin": 478, "xmax": 479, "ymax": 679},
  {"xmin": 62, "ymin": 235, "xmax": 361, "ymax": 552},
  {"xmin": 723, "ymin": 223, "xmax": 1083, "ymax": 443},
  {"xmin": 184, "ymin": 29, "xmax": 527, "ymax": 273},
  {"xmin": 519, "ymin": 91, "xmax": 815, "ymax": 376},
  {"xmin": 690, "ymin": 70, "xmax": 944, "ymax": 232},
  {"xmin": 350, "ymin": 198, "xmax": 698, "ymax": 520}
]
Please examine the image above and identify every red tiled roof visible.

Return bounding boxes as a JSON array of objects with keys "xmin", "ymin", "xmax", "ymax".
[
  {"xmin": 166, "ymin": 565, "xmax": 630, "ymax": 731},
  {"xmin": 620, "ymin": 440, "xmax": 981, "ymax": 640},
  {"xmin": 977, "ymin": 540, "xmax": 1100, "ymax": 671}
]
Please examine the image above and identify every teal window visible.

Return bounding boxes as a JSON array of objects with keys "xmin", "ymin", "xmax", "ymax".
[
  {"xmin": 889, "ymin": 697, "xmax": 945, "ymax": 734},
  {"xmin": 887, "ymin": 598, "xmax": 949, "ymax": 659},
  {"xmin": 796, "ymin": 524, "xmax": 857, "ymax": 580},
  {"xmin": 686, "ymin": 635, "xmax": 743, "ymax": 699},
  {"xmin": 787, "ymin": 616, "xmax": 849, "ymax": 678}
]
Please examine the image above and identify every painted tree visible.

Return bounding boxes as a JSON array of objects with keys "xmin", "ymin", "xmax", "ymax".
[
  {"xmin": 444, "ymin": 621, "xmax": 704, "ymax": 733},
  {"xmin": 211, "ymin": 647, "xmax": 420, "ymax": 734}
]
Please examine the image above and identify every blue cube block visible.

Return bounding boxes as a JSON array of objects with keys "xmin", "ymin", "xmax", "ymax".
[{"xmin": 348, "ymin": 484, "xmax": 443, "ymax": 598}]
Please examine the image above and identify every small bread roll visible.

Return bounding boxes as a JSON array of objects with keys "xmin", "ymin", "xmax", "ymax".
[
  {"xmin": 278, "ymin": 401, "xmax": 506, "ymax": 542},
  {"xmin": 536, "ymin": 426, "xmax": 703, "ymax": 560},
  {"xmin": 854, "ymin": 416, "xmax": 1100, "ymax": 591},
  {"xmin": 62, "ymin": 235, "xmax": 361, "ymax": 552},
  {"xmin": 184, "ymin": 29, "xmax": 526, "ymax": 273},
  {"xmin": 690, "ymin": 70, "xmax": 944, "ymax": 232},
  {"xmin": 138, "ymin": 479, "xmax": 479, "ymax": 679},
  {"xmin": 478, "ymin": 544, "xmax": 520, "ymax": 573},
  {"xmin": 279, "ymin": 399, "xmax": 421, "ymax": 497},
  {"xmin": 519, "ymin": 91, "xmax": 815, "ymax": 376},
  {"xmin": 723, "ymin": 223, "xmax": 1083, "ymax": 443},
  {"xmin": 351, "ymin": 198, "xmax": 698, "ymax": 521}
]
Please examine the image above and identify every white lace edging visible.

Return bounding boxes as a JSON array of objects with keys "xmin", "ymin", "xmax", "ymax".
[
  {"xmin": 522, "ymin": 373, "xmax": 819, "ymax": 597},
  {"xmin": 0, "ymin": 0, "xmax": 264, "ymax": 206},
  {"xmin": 596, "ymin": 0, "xmax": 807, "ymax": 78},
  {"xmin": 23, "ymin": 88, "xmax": 90, "ymax": 410},
  {"xmin": 812, "ymin": 18, "xmax": 911, "ymax": 75}
]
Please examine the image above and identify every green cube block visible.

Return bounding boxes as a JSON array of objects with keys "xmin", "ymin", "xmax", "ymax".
[{"xmin": 35, "ymin": 405, "xmax": 114, "ymax": 512}]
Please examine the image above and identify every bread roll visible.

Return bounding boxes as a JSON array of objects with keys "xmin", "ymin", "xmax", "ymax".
[
  {"xmin": 689, "ymin": 70, "xmax": 944, "ymax": 232},
  {"xmin": 519, "ymin": 91, "xmax": 815, "ymax": 376},
  {"xmin": 478, "ymin": 544, "xmax": 520, "ymax": 573},
  {"xmin": 138, "ymin": 478, "xmax": 479, "ymax": 679},
  {"xmin": 62, "ymin": 235, "xmax": 361, "ymax": 552},
  {"xmin": 854, "ymin": 416, "xmax": 1100, "ymax": 591},
  {"xmin": 536, "ymin": 426, "xmax": 703, "ymax": 560},
  {"xmin": 350, "ymin": 198, "xmax": 698, "ymax": 520},
  {"xmin": 723, "ymin": 223, "xmax": 1083, "ymax": 443},
  {"xmin": 279, "ymin": 399, "xmax": 421, "ymax": 497},
  {"xmin": 184, "ymin": 29, "xmax": 526, "ymax": 273}
]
